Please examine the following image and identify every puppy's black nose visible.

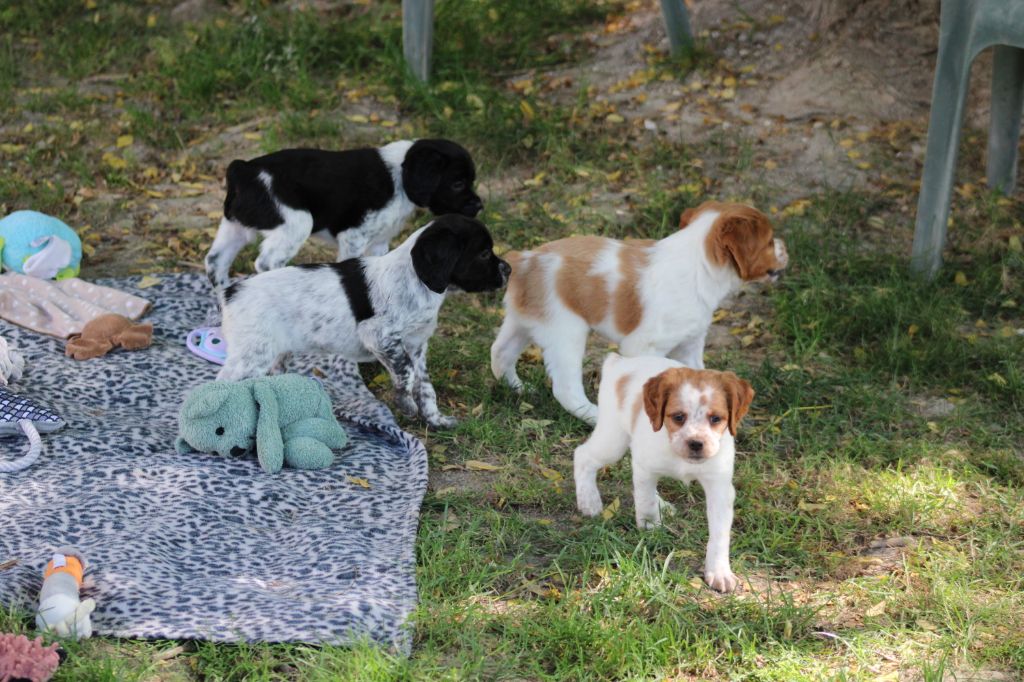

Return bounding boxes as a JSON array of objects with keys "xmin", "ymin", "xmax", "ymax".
[
  {"xmin": 464, "ymin": 198, "xmax": 483, "ymax": 216},
  {"xmin": 499, "ymin": 260, "xmax": 511, "ymax": 279},
  {"xmin": 230, "ymin": 446, "xmax": 247, "ymax": 457},
  {"xmin": 687, "ymin": 440, "xmax": 704, "ymax": 453}
]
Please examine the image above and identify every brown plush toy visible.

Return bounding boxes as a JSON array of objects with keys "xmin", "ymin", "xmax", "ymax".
[{"xmin": 65, "ymin": 313, "xmax": 153, "ymax": 360}]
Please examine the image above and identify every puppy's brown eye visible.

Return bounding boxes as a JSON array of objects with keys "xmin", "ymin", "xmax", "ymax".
[
  {"xmin": 216, "ymin": 426, "xmax": 225, "ymax": 436},
  {"xmin": 671, "ymin": 412, "xmax": 686, "ymax": 424},
  {"xmin": 452, "ymin": 180, "xmax": 466, "ymax": 191},
  {"xmin": 478, "ymin": 250, "xmax": 491, "ymax": 261},
  {"xmin": 709, "ymin": 415, "xmax": 722, "ymax": 425}
]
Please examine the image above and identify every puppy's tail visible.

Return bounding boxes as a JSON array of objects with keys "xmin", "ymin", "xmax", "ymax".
[{"xmin": 602, "ymin": 352, "xmax": 623, "ymax": 371}]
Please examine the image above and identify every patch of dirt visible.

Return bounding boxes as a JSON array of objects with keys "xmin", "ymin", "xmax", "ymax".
[
  {"xmin": 832, "ymin": 534, "xmax": 928, "ymax": 580},
  {"xmin": 534, "ymin": 0, "xmax": 1018, "ymax": 210}
]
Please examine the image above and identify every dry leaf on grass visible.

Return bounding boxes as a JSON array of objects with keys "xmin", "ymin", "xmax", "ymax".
[{"xmin": 465, "ymin": 460, "xmax": 502, "ymax": 472}]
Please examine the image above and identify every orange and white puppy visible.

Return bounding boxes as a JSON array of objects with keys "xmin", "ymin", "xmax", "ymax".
[
  {"xmin": 491, "ymin": 201, "xmax": 785, "ymax": 424},
  {"xmin": 574, "ymin": 354, "xmax": 754, "ymax": 593}
]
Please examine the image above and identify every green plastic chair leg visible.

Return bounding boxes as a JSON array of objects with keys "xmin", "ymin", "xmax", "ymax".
[
  {"xmin": 659, "ymin": 0, "xmax": 694, "ymax": 57},
  {"xmin": 911, "ymin": 20, "xmax": 975, "ymax": 277},
  {"xmin": 402, "ymin": 0, "xmax": 435, "ymax": 83},
  {"xmin": 986, "ymin": 45, "xmax": 1024, "ymax": 193}
]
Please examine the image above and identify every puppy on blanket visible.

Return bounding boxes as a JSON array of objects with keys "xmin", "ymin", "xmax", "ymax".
[{"xmin": 216, "ymin": 215, "xmax": 510, "ymax": 429}]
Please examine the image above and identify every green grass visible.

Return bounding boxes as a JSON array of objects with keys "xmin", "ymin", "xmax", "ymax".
[{"xmin": 1, "ymin": 0, "xmax": 1023, "ymax": 679}]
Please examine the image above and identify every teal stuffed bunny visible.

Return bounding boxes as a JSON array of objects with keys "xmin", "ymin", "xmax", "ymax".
[{"xmin": 175, "ymin": 374, "xmax": 348, "ymax": 473}]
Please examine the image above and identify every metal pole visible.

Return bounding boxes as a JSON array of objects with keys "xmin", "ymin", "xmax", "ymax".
[
  {"xmin": 659, "ymin": 0, "xmax": 694, "ymax": 57},
  {"xmin": 403, "ymin": 0, "xmax": 435, "ymax": 82}
]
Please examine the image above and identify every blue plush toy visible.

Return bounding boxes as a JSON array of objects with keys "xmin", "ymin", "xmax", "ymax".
[{"xmin": 0, "ymin": 210, "xmax": 82, "ymax": 280}]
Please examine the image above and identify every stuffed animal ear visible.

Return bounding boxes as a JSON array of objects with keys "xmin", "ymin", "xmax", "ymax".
[
  {"xmin": 180, "ymin": 383, "xmax": 233, "ymax": 421},
  {"xmin": 402, "ymin": 142, "xmax": 446, "ymax": 207},
  {"xmin": 252, "ymin": 382, "xmax": 284, "ymax": 474},
  {"xmin": 174, "ymin": 436, "xmax": 192, "ymax": 454},
  {"xmin": 411, "ymin": 221, "xmax": 462, "ymax": 294}
]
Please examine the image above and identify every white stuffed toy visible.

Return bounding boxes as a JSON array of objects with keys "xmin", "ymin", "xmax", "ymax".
[
  {"xmin": 0, "ymin": 336, "xmax": 25, "ymax": 386},
  {"xmin": 36, "ymin": 548, "xmax": 96, "ymax": 640}
]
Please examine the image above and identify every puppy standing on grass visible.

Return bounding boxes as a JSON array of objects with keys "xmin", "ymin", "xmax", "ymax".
[
  {"xmin": 491, "ymin": 201, "xmax": 787, "ymax": 424},
  {"xmin": 574, "ymin": 354, "xmax": 754, "ymax": 593},
  {"xmin": 205, "ymin": 138, "xmax": 483, "ymax": 291},
  {"xmin": 216, "ymin": 214, "xmax": 510, "ymax": 429}
]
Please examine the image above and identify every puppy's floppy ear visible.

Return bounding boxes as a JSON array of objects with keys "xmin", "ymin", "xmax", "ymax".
[
  {"xmin": 642, "ymin": 371, "xmax": 674, "ymax": 432},
  {"xmin": 402, "ymin": 141, "xmax": 446, "ymax": 207},
  {"xmin": 678, "ymin": 206, "xmax": 700, "ymax": 229},
  {"xmin": 412, "ymin": 221, "xmax": 462, "ymax": 294},
  {"xmin": 708, "ymin": 206, "xmax": 774, "ymax": 279},
  {"xmin": 721, "ymin": 372, "xmax": 754, "ymax": 436}
]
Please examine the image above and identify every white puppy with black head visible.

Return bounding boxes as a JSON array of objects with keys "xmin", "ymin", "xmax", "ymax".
[
  {"xmin": 574, "ymin": 354, "xmax": 754, "ymax": 592},
  {"xmin": 216, "ymin": 214, "xmax": 510, "ymax": 429}
]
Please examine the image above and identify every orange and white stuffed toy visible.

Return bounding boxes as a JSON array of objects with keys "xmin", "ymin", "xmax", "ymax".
[{"xmin": 36, "ymin": 548, "xmax": 95, "ymax": 639}]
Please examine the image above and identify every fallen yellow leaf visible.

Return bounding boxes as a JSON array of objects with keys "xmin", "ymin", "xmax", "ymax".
[
  {"xmin": 346, "ymin": 476, "xmax": 371, "ymax": 489},
  {"xmin": 102, "ymin": 152, "xmax": 127, "ymax": 170},
  {"xmin": 465, "ymin": 460, "xmax": 502, "ymax": 472},
  {"xmin": 539, "ymin": 466, "xmax": 562, "ymax": 482},
  {"xmin": 601, "ymin": 497, "xmax": 620, "ymax": 520},
  {"xmin": 116, "ymin": 134, "xmax": 133, "ymax": 148},
  {"xmin": 954, "ymin": 272, "xmax": 968, "ymax": 286},
  {"xmin": 137, "ymin": 275, "xmax": 161, "ymax": 289}
]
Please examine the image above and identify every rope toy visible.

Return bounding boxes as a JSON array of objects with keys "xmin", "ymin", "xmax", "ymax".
[
  {"xmin": 0, "ymin": 387, "xmax": 64, "ymax": 474},
  {"xmin": 0, "ymin": 336, "xmax": 24, "ymax": 386},
  {"xmin": 0, "ymin": 419, "xmax": 42, "ymax": 474}
]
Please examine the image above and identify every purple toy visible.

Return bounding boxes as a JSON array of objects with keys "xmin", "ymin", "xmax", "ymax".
[{"xmin": 186, "ymin": 326, "xmax": 227, "ymax": 365}]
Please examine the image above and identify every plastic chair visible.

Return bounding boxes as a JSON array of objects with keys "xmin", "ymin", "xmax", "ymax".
[{"xmin": 911, "ymin": 0, "xmax": 1024, "ymax": 278}]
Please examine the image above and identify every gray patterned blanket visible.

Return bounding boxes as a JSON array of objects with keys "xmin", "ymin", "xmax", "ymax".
[{"xmin": 0, "ymin": 274, "xmax": 426, "ymax": 652}]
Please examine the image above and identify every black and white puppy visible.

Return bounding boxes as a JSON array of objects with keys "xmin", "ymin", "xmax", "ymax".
[
  {"xmin": 216, "ymin": 214, "xmax": 510, "ymax": 429},
  {"xmin": 204, "ymin": 138, "xmax": 483, "ymax": 290}
]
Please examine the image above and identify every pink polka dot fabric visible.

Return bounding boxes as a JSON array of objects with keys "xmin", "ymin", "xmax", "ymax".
[{"xmin": 0, "ymin": 273, "xmax": 151, "ymax": 338}]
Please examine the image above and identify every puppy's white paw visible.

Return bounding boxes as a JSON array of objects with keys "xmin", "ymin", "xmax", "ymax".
[
  {"xmin": 704, "ymin": 568, "xmax": 740, "ymax": 593},
  {"xmin": 427, "ymin": 414, "xmax": 459, "ymax": 430},
  {"xmin": 576, "ymin": 488, "xmax": 603, "ymax": 517},
  {"xmin": 573, "ymin": 405, "xmax": 598, "ymax": 426},
  {"xmin": 636, "ymin": 514, "xmax": 662, "ymax": 530}
]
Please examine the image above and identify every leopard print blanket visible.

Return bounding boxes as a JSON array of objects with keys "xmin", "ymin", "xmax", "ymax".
[{"xmin": 0, "ymin": 274, "xmax": 426, "ymax": 652}]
